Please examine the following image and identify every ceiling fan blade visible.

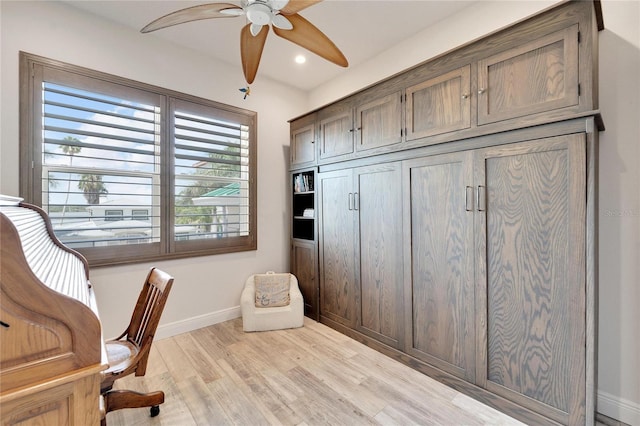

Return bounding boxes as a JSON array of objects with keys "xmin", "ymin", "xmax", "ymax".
[
  {"xmin": 241, "ymin": 24, "xmax": 270, "ymax": 84},
  {"xmin": 141, "ymin": 3, "xmax": 241, "ymax": 33},
  {"xmin": 273, "ymin": 13, "xmax": 348, "ymax": 67},
  {"xmin": 280, "ymin": 0, "xmax": 322, "ymax": 15}
]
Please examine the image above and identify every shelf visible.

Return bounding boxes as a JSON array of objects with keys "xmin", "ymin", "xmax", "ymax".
[
  {"xmin": 294, "ymin": 191, "xmax": 314, "ymax": 195},
  {"xmin": 294, "ymin": 216, "xmax": 315, "ymax": 220}
]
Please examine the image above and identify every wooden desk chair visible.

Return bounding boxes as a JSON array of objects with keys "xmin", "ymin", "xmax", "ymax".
[{"xmin": 100, "ymin": 267, "xmax": 174, "ymax": 425}]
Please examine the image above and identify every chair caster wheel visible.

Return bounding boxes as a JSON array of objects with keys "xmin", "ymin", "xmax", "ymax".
[{"xmin": 150, "ymin": 405, "xmax": 160, "ymax": 417}]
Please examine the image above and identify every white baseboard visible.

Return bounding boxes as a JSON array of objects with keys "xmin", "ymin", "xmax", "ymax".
[
  {"xmin": 155, "ymin": 306, "xmax": 241, "ymax": 340},
  {"xmin": 598, "ymin": 390, "xmax": 640, "ymax": 425}
]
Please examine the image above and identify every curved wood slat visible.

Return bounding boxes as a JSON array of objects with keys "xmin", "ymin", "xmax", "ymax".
[
  {"xmin": 241, "ymin": 24, "xmax": 269, "ymax": 84},
  {"xmin": 273, "ymin": 13, "xmax": 348, "ymax": 67},
  {"xmin": 141, "ymin": 3, "xmax": 240, "ymax": 33}
]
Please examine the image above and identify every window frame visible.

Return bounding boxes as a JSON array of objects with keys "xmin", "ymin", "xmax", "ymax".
[{"xmin": 19, "ymin": 52, "xmax": 257, "ymax": 267}]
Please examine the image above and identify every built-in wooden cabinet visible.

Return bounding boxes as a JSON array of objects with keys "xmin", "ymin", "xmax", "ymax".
[
  {"xmin": 290, "ymin": 114, "xmax": 316, "ymax": 169},
  {"xmin": 318, "ymin": 102, "xmax": 354, "ymax": 162},
  {"xmin": 317, "ymin": 169, "xmax": 356, "ymax": 327},
  {"xmin": 403, "ymin": 134, "xmax": 588, "ymax": 424},
  {"xmin": 477, "ymin": 25, "xmax": 580, "ymax": 125},
  {"xmin": 402, "ymin": 152, "xmax": 476, "ymax": 382},
  {"xmin": 291, "ymin": 239, "xmax": 318, "ymax": 320},
  {"xmin": 406, "ymin": 65, "xmax": 472, "ymax": 141},
  {"xmin": 354, "ymin": 163, "xmax": 403, "ymax": 347},
  {"xmin": 355, "ymin": 92, "xmax": 403, "ymax": 153},
  {"xmin": 475, "ymin": 134, "xmax": 587, "ymax": 425},
  {"xmin": 318, "ymin": 164, "xmax": 404, "ymax": 347},
  {"xmin": 290, "ymin": 2, "xmax": 601, "ymax": 424},
  {"xmin": 317, "ymin": 91, "xmax": 404, "ymax": 163},
  {"xmin": 291, "ymin": 169, "xmax": 318, "ymax": 320}
]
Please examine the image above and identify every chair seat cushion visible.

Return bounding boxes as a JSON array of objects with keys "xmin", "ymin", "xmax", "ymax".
[
  {"xmin": 254, "ymin": 273, "xmax": 291, "ymax": 307},
  {"xmin": 105, "ymin": 340, "xmax": 140, "ymax": 375}
]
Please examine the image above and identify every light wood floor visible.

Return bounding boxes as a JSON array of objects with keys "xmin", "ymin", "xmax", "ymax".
[{"xmin": 107, "ymin": 317, "xmax": 525, "ymax": 426}]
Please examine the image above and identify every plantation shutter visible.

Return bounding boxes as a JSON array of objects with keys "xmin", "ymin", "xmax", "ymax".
[{"xmin": 171, "ymin": 98, "xmax": 255, "ymax": 253}]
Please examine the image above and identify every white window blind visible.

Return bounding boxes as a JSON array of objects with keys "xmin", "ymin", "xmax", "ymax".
[
  {"xmin": 42, "ymin": 82, "xmax": 161, "ymax": 250},
  {"xmin": 173, "ymin": 107, "xmax": 250, "ymax": 242}
]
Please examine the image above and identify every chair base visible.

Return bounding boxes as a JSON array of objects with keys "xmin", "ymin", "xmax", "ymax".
[{"xmin": 101, "ymin": 389, "xmax": 165, "ymax": 425}]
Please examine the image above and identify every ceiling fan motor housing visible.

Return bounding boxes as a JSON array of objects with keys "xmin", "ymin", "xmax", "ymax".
[{"xmin": 246, "ymin": 3, "xmax": 272, "ymax": 25}]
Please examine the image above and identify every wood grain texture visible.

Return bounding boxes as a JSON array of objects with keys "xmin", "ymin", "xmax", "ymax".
[
  {"xmin": 107, "ymin": 318, "xmax": 525, "ymax": 426},
  {"xmin": 356, "ymin": 92, "xmax": 403, "ymax": 152},
  {"xmin": 319, "ymin": 108, "xmax": 354, "ymax": 161},
  {"xmin": 355, "ymin": 164, "xmax": 403, "ymax": 346},
  {"xmin": 291, "ymin": 124, "xmax": 316, "ymax": 167},
  {"xmin": 318, "ymin": 170, "xmax": 356, "ymax": 326},
  {"xmin": 478, "ymin": 25, "xmax": 579, "ymax": 125},
  {"xmin": 477, "ymin": 134, "xmax": 586, "ymax": 424},
  {"xmin": 403, "ymin": 152, "xmax": 475, "ymax": 381},
  {"xmin": 291, "ymin": 239, "xmax": 318, "ymax": 320},
  {"xmin": 406, "ymin": 65, "xmax": 471, "ymax": 140}
]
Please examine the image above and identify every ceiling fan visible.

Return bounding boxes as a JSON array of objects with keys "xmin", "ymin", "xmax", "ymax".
[{"xmin": 141, "ymin": 0, "xmax": 349, "ymax": 84}]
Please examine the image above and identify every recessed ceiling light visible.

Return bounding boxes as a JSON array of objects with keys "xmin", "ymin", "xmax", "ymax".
[{"xmin": 295, "ymin": 55, "xmax": 306, "ymax": 64}]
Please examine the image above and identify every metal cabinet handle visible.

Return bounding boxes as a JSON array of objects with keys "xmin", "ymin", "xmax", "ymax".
[
  {"xmin": 348, "ymin": 193, "xmax": 354, "ymax": 210},
  {"xmin": 478, "ymin": 88, "xmax": 486, "ymax": 95},
  {"xmin": 465, "ymin": 186, "xmax": 473, "ymax": 211},
  {"xmin": 354, "ymin": 192, "xmax": 359, "ymax": 211},
  {"xmin": 477, "ymin": 185, "xmax": 486, "ymax": 211},
  {"xmin": 461, "ymin": 93, "xmax": 470, "ymax": 99}
]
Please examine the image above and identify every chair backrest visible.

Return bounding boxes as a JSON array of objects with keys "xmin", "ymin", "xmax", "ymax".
[{"xmin": 125, "ymin": 267, "xmax": 174, "ymax": 375}]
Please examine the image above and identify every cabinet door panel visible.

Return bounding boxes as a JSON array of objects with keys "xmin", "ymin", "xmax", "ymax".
[
  {"xmin": 356, "ymin": 164, "xmax": 403, "ymax": 347},
  {"xmin": 406, "ymin": 65, "xmax": 471, "ymax": 141},
  {"xmin": 356, "ymin": 92, "xmax": 402, "ymax": 152},
  {"xmin": 478, "ymin": 25, "xmax": 579, "ymax": 125},
  {"xmin": 292, "ymin": 240, "xmax": 318, "ymax": 320},
  {"xmin": 403, "ymin": 152, "xmax": 475, "ymax": 380},
  {"xmin": 318, "ymin": 170, "xmax": 356, "ymax": 326},
  {"xmin": 319, "ymin": 112, "xmax": 353, "ymax": 160},
  {"xmin": 291, "ymin": 124, "xmax": 315, "ymax": 167},
  {"xmin": 476, "ymin": 134, "xmax": 586, "ymax": 424}
]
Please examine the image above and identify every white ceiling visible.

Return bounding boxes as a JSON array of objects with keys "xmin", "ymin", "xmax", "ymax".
[{"xmin": 62, "ymin": 0, "xmax": 476, "ymax": 91}]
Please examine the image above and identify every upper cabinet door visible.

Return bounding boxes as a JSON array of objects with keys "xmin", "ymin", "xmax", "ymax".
[
  {"xmin": 477, "ymin": 25, "xmax": 579, "ymax": 125},
  {"xmin": 355, "ymin": 92, "xmax": 403, "ymax": 152},
  {"xmin": 319, "ymin": 109, "xmax": 354, "ymax": 161},
  {"xmin": 406, "ymin": 65, "xmax": 471, "ymax": 142},
  {"xmin": 291, "ymin": 124, "xmax": 316, "ymax": 168}
]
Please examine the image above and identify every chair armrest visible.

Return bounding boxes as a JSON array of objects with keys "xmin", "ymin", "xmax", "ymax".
[{"xmin": 240, "ymin": 277, "xmax": 256, "ymax": 313}]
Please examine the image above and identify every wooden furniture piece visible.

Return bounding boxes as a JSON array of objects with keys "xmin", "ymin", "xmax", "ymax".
[
  {"xmin": 291, "ymin": 168, "xmax": 319, "ymax": 319},
  {"xmin": 0, "ymin": 196, "xmax": 106, "ymax": 426},
  {"xmin": 100, "ymin": 267, "xmax": 174, "ymax": 424},
  {"xmin": 289, "ymin": 1, "xmax": 603, "ymax": 424}
]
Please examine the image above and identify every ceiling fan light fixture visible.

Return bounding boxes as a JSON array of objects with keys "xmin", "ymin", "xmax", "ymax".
[
  {"xmin": 249, "ymin": 23, "xmax": 264, "ymax": 36},
  {"xmin": 246, "ymin": 3, "xmax": 272, "ymax": 25},
  {"xmin": 271, "ymin": 13, "xmax": 292, "ymax": 30}
]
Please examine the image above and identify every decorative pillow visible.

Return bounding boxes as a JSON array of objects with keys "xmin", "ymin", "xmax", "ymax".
[{"xmin": 254, "ymin": 273, "xmax": 291, "ymax": 307}]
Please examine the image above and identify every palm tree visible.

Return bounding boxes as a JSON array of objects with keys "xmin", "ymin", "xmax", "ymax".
[
  {"xmin": 59, "ymin": 137, "xmax": 82, "ymax": 223},
  {"xmin": 78, "ymin": 174, "xmax": 108, "ymax": 205}
]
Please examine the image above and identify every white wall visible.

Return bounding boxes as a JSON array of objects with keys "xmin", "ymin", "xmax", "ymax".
[
  {"xmin": 0, "ymin": 1, "xmax": 307, "ymax": 339},
  {"xmin": 307, "ymin": 1, "xmax": 640, "ymax": 423}
]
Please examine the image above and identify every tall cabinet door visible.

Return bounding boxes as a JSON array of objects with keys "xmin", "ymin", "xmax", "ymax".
[
  {"xmin": 403, "ymin": 152, "xmax": 476, "ymax": 381},
  {"xmin": 318, "ymin": 169, "xmax": 357, "ymax": 327},
  {"xmin": 474, "ymin": 134, "xmax": 586, "ymax": 425},
  {"xmin": 355, "ymin": 163, "xmax": 403, "ymax": 348}
]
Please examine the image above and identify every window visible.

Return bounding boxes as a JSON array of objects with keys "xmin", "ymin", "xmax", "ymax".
[{"xmin": 20, "ymin": 53, "xmax": 257, "ymax": 266}]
